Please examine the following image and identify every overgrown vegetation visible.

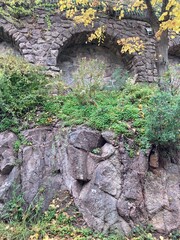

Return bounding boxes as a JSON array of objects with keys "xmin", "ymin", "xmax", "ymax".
[
  {"xmin": 0, "ymin": 185, "xmax": 179, "ymax": 240},
  {"xmin": 0, "ymin": 185, "xmax": 124, "ymax": 240},
  {"xmin": 0, "ymin": 0, "xmax": 57, "ymax": 20},
  {"xmin": 0, "ymin": 54, "xmax": 179, "ymax": 155},
  {"xmin": 42, "ymin": 83, "xmax": 154, "ymax": 147},
  {"xmin": 0, "ymin": 55, "xmax": 47, "ymax": 132}
]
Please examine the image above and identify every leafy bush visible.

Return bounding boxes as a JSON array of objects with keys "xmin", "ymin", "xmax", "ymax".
[
  {"xmin": 0, "ymin": 55, "xmax": 47, "ymax": 131},
  {"xmin": 170, "ymin": 230, "xmax": 180, "ymax": 240},
  {"xmin": 145, "ymin": 91, "xmax": 180, "ymax": 149}
]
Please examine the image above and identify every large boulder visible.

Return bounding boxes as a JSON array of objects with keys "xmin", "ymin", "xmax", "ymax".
[{"xmin": 69, "ymin": 126, "xmax": 104, "ymax": 151}]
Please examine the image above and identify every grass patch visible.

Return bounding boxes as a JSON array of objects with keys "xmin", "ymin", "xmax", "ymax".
[{"xmin": 40, "ymin": 83, "xmax": 156, "ymax": 150}]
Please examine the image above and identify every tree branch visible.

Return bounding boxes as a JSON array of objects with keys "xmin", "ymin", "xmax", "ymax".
[
  {"xmin": 161, "ymin": 0, "xmax": 169, "ymax": 14},
  {"xmin": 144, "ymin": 0, "xmax": 159, "ymax": 30}
]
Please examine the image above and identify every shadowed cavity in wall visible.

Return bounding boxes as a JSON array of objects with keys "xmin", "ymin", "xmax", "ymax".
[
  {"xmin": 0, "ymin": 27, "xmax": 20, "ymax": 56},
  {"xmin": 56, "ymin": 32, "xmax": 133, "ymax": 87}
]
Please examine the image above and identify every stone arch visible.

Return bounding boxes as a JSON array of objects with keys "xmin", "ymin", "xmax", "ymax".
[
  {"xmin": 0, "ymin": 24, "xmax": 19, "ymax": 51},
  {"xmin": 56, "ymin": 30, "xmax": 130, "ymax": 87},
  {"xmin": 56, "ymin": 27, "xmax": 132, "ymax": 67},
  {"xmin": 0, "ymin": 19, "xmax": 32, "ymax": 61},
  {"xmin": 47, "ymin": 17, "xmax": 158, "ymax": 82},
  {"xmin": 0, "ymin": 11, "xmax": 158, "ymax": 82},
  {"xmin": 0, "ymin": 25, "xmax": 19, "ymax": 55}
]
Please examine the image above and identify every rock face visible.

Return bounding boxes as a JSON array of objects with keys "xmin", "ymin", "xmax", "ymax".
[{"xmin": 0, "ymin": 126, "xmax": 180, "ymax": 235}]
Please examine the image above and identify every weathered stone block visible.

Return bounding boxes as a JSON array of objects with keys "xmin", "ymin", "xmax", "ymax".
[
  {"xmin": 101, "ymin": 131, "xmax": 116, "ymax": 144},
  {"xmin": 24, "ymin": 54, "xmax": 35, "ymax": 63},
  {"xmin": 46, "ymin": 57, "xmax": 57, "ymax": 66},
  {"xmin": 68, "ymin": 145, "xmax": 88, "ymax": 181},
  {"xmin": 69, "ymin": 127, "xmax": 103, "ymax": 152}
]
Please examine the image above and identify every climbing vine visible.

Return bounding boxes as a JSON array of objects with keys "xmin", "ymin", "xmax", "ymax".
[{"xmin": 0, "ymin": 0, "xmax": 58, "ymax": 22}]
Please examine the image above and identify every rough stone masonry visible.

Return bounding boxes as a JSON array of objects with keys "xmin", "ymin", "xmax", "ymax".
[
  {"xmin": 0, "ymin": 5, "xmax": 180, "ymax": 82},
  {"xmin": 0, "ymin": 7, "xmax": 162, "ymax": 82}
]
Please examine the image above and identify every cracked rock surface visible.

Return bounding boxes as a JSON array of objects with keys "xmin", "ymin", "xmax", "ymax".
[{"xmin": 0, "ymin": 126, "xmax": 179, "ymax": 235}]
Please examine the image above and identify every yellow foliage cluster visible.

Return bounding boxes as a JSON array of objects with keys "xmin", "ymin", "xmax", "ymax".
[
  {"xmin": 113, "ymin": 4, "xmax": 125, "ymax": 19},
  {"xmin": 59, "ymin": 0, "xmax": 76, "ymax": 17},
  {"xmin": 130, "ymin": 0, "xmax": 147, "ymax": 11},
  {"xmin": 58, "ymin": 0, "xmax": 103, "ymax": 20},
  {"xmin": 88, "ymin": 26, "xmax": 105, "ymax": 45},
  {"xmin": 74, "ymin": 8, "xmax": 96, "ymax": 26},
  {"xmin": 117, "ymin": 37, "xmax": 145, "ymax": 54},
  {"xmin": 156, "ymin": 0, "xmax": 180, "ymax": 39}
]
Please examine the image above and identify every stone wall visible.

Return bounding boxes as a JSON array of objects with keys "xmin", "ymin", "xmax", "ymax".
[
  {"xmin": 0, "ymin": 126, "xmax": 180, "ymax": 235},
  {"xmin": 169, "ymin": 35, "xmax": 180, "ymax": 57},
  {"xmin": 0, "ymin": 8, "xmax": 159, "ymax": 83}
]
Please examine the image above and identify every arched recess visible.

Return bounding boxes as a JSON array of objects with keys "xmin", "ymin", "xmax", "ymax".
[
  {"xmin": 55, "ymin": 30, "xmax": 134, "ymax": 87},
  {"xmin": 50, "ymin": 17, "xmax": 158, "ymax": 83},
  {"xmin": 0, "ymin": 25, "xmax": 20, "ymax": 55}
]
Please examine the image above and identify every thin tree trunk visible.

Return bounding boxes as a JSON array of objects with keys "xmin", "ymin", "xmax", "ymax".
[{"xmin": 155, "ymin": 30, "xmax": 169, "ymax": 88}]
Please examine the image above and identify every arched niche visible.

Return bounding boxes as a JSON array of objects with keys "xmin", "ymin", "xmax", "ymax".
[
  {"xmin": 56, "ymin": 31, "xmax": 134, "ymax": 88},
  {"xmin": 0, "ymin": 26, "xmax": 20, "ymax": 56}
]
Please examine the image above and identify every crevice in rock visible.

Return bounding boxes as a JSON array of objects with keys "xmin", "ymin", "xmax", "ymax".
[
  {"xmin": 97, "ymin": 136, "xmax": 107, "ymax": 149},
  {"xmin": 77, "ymin": 179, "xmax": 89, "ymax": 188},
  {"xmin": 52, "ymin": 169, "xmax": 61, "ymax": 175}
]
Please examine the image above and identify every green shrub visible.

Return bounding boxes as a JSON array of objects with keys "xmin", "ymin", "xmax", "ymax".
[
  {"xmin": 145, "ymin": 91, "xmax": 180, "ymax": 149},
  {"xmin": 0, "ymin": 55, "xmax": 47, "ymax": 131}
]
